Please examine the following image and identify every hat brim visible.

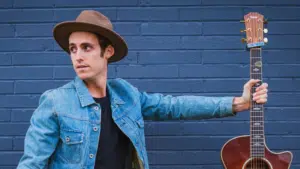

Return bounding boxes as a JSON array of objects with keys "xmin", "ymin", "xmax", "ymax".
[{"xmin": 53, "ymin": 21, "xmax": 128, "ymax": 63}]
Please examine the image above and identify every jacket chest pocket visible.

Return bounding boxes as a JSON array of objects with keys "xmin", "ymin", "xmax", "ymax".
[{"xmin": 58, "ymin": 129, "xmax": 84, "ymax": 163}]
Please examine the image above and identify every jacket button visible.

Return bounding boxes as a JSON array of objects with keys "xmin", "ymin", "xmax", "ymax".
[
  {"xmin": 66, "ymin": 136, "xmax": 70, "ymax": 142},
  {"xmin": 94, "ymin": 106, "xmax": 99, "ymax": 110},
  {"xmin": 93, "ymin": 127, "xmax": 98, "ymax": 131},
  {"xmin": 89, "ymin": 154, "xmax": 94, "ymax": 158}
]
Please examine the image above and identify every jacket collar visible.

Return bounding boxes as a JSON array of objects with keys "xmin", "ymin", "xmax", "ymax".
[{"xmin": 74, "ymin": 76, "xmax": 124, "ymax": 107}]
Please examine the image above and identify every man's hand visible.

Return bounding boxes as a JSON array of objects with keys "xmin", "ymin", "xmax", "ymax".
[{"xmin": 233, "ymin": 79, "xmax": 268, "ymax": 113}]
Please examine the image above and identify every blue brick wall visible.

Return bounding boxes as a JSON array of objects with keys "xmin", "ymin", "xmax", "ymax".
[{"xmin": 0, "ymin": 0, "xmax": 299, "ymax": 168}]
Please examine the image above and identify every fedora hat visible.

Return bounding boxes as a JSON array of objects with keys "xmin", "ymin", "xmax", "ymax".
[{"xmin": 53, "ymin": 10, "xmax": 128, "ymax": 63}]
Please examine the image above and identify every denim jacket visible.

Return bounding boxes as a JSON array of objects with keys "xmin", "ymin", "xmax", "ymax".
[{"xmin": 16, "ymin": 76, "xmax": 236, "ymax": 169}]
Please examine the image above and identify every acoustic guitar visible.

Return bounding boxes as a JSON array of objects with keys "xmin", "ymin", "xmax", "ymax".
[{"xmin": 220, "ymin": 12, "xmax": 293, "ymax": 169}]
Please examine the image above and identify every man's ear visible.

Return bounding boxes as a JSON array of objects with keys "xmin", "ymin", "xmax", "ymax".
[{"xmin": 104, "ymin": 45, "xmax": 115, "ymax": 60}]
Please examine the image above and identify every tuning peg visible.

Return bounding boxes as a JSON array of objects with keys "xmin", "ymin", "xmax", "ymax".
[
  {"xmin": 240, "ymin": 29, "xmax": 247, "ymax": 33},
  {"xmin": 263, "ymin": 28, "xmax": 268, "ymax": 33},
  {"xmin": 264, "ymin": 37, "xmax": 268, "ymax": 43},
  {"xmin": 240, "ymin": 20, "xmax": 245, "ymax": 23},
  {"xmin": 241, "ymin": 38, "xmax": 248, "ymax": 43},
  {"xmin": 264, "ymin": 19, "xmax": 268, "ymax": 24}
]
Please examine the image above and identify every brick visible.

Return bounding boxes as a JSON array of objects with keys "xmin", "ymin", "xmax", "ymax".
[
  {"xmin": 180, "ymin": 7, "xmax": 243, "ymax": 21},
  {"xmin": 0, "ymin": 9, "xmax": 54, "ymax": 23},
  {"xmin": 0, "ymin": 0, "xmax": 13, "ymax": 8},
  {"xmin": 0, "ymin": 109, "xmax": 11, "ymax": 121},
  {"xmin": 244, "ymin": 7, "xmax": 300, "ymax": 20},
  {"xmin": 117, "ymin": 8, "xmax": 179, "ymax": 21},
  {"xmin": 264, "ymin": 50, "xmax": 300, "ymax": 63},
  {"xmin": 0, "ymin": 81, "xmax": 14, "ymax": 94},
  {"xmin": 148, "ymin": 151, "xmax": 220, "ymax": 164},
  {"xmin": 12, "ymin": 52, "xmax": 71, "ymax": 65},
  {"xmin": 0, "ymin": 167, "xmax": 18, "ymax": 169},
  {"xmin": 267, "ymin": 93, "xmax": 300, "ymax": 107},
  {"xmin": 11, "ymin": 109, "xmax": 34, "ymax": 122},
  {"xmin": 138, "ymin": 51, "xmax": 202, "ymax": 64},
  {"xmin": 110, "ymin": 51, "xmax": 138, "ymax": 65},
  {"xmin": 203, "ymin": 22, "xmax": 240, "ymax": 35},
  {"xmin": 0, "ymin": 67, "xmax": 53, "ymax": 80},
  {"xmin": 14, "ymin": 0, "xmax": 54, "ymax": 7},
  {"xmin": 0, "ymin": 95, "xmax": 39, "ymax": 108},
  {"xmin": 264, "ymin": 108, "xmax": 300, "ymax": 121},
  {"xmin": 202, "ymin": 79, "xmax": 244, "ymax": 92},
  {"xmin": 141, "ymin": 22, "xmax": 202, "ymax": 35},
  {"xmin": 125, "ymin": 36, "xmax": 181, "ymax": 50},
  {"xmin": 0, "ymin": 137, "xmax": 12, "ymax": 150},
  {"xmin": 181, "ymin": 36, "xmax": 244, "ymax": 50},
  {"xmin": 116, "ymin": 65, "xmax": 178, "ymax": 78},
  {"xmin": 16, "ymin": 24, "xmax": 54, "ymax": 37},
  {"xmin": 53, "ymin": 66, "xmax": 77, "ymax": 79},
  {"xmin": 54, "ymin": 9, "xmax": 116, "ymax": 22},
  {"xmin": 114, "ymin": 22, "xmax": 140, "ymax": 35},
  {"xmin": 151, "ymin": 166, "xmax": 222, "ymax": 169},
  {"xmin": 146, "ymin": 136, "xmax": 300, "ymax": 150},
  {"xmin": 269, "ymin": 22, "xmax": 300, "ymax": 35},
  {"xmin": 0, "ymin": 152, "xmax": 23, "ymax": 165},
  {"xmin": 53, "ymin": 42, "xmax": 64, "ymax": 51},
  {"xmin": 144, "ymin": 121, "xmax": 299, "ymax": 136},
  {"xmin": 0, "ymin": 24, "xmax": 14, "ymax": 37},
  {"xmin": 127, "ymin": 79, "xmax": 204, "ymax": 93},
  {"xmin": 264, "ymin": 65, "xmax": 300, "ymax": 77},
  {"xmin": 54, "ymin": 0, "xmax": 138, "ymax": 7},
  {"xmin": 15, "ymin": 80, "xmax": 68, "ymax": 94},
  {"xmin": 13, "ymin": 137, "xmax": 24, "ymax": 150},
  {"xmin": 268, "ymin": 79, "xmax": 300, "ymax": 91},
  {"xmin": 140, "ymin": 0, "xmax": 202, "ymax": 6},
  {"xmin": 54, "ymin": 65, "xmax": 116, "ymax": 79},
  {"xmin": 0, "ymin": 124, "xmax": 30, "ymax": 136},
  {"xmin": 0, "ymin": 38, "xmax": 53, "ymax": 52},
  {"xmin": 265, "ymin": 35, "xmax": 300, "ymax": 49},
  {"xmin": 202, "ymin": 50, "xmax": 300, "ymax": 64},
  {"xmin": 179, "ymin": 65, "xmax": 248, "ymax": 78},
  {"xmin": 0, "ymin": 53, "xmax": 12, "ymax": 65},
  {"xmin": 203, "ymin": 0, "xmax": 300, "ymax": 5},
  {"xmin": 202, "ymin": 50, "xmax": 247, "ymax": 64}
]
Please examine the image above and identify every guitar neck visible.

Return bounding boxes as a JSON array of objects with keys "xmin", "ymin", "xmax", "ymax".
[{"xmin": 250, "ymin": 48, "xmax": 265, "ymax": 158}]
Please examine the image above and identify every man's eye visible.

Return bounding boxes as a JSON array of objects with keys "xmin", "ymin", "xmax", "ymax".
[
  {"xmin": 83, "ymin": 45, "xmax": 92, "ymax": 51},
  {"xmin": 69, "ymin": 47, "xmax": 76, "ymax": 53}
]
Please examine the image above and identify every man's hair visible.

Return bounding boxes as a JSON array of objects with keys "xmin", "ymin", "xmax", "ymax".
[{"xmin": 95, "ymin": 34, "xmax": 112, "ymax": 57}]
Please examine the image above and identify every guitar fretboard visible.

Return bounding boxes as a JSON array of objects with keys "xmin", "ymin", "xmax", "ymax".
[{"xmin": 250, "ymin": 48, "xmax": 265, "ymax": 157}]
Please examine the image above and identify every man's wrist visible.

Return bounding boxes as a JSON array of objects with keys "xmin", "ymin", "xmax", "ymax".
[{"xmin": 232, "ymin": 97, "xmax": 249, "ymax": 113}]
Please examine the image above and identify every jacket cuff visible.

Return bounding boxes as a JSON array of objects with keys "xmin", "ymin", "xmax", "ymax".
[{"xmin": 220, "ymin": 96, "xmax": 236, "ymax": 117}]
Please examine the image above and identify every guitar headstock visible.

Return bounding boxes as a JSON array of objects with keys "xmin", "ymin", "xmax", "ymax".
[{"xmin": 241, "ymin": 12, "xmax": 268, "ymax": 48}]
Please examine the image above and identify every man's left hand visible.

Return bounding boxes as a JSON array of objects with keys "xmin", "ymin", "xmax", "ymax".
[{"xmin": 233, "ymin": 79, "xmax": 268, "ymax": 112}]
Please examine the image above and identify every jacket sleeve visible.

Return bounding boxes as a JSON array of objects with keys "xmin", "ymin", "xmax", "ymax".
[
  {"xmin": 16, "ymin": 89, "xmax": 59, "ymax": 169},
  {"xmin": 139, "ymin": 91, "xmax": 236, "ymax": 120}
]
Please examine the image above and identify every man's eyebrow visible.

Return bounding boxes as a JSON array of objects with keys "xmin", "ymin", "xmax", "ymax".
[
  {"xmin": 69, "ymin": 42, "xmax": 94, "ymax": 46},
  {"xmin": 69, "ymin": 43, "xmax": 75, "ymax": 47}
]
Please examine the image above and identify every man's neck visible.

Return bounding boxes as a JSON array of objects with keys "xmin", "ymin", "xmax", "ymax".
[{"xmin": 83, "ymin": 74, "xmax": 107, "ymax": 98}]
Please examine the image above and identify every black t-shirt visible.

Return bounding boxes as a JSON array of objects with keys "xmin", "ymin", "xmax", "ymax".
[{"xmin": 93, "ymin": 90, "xmax": 132, "ymax": 169}]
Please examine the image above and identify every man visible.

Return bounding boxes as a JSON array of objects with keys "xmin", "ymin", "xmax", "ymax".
[{"xmin": 16, "ymin": 10, "xmax": 268, "ymax": 169}]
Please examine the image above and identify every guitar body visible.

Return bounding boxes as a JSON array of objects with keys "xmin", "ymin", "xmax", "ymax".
[{"xmin": 221, "ymin": 135, "xmax": 293, "ymax": 169}]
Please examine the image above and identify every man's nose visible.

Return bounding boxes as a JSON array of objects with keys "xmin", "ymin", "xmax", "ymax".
[{"xmin": 75, "ymin": 49, "xmax": 84, "ymax": 61}]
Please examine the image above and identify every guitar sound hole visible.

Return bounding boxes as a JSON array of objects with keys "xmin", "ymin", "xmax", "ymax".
[{"xmin": 244, "ymin": 158, "xmax": 271, "ymax": 169}]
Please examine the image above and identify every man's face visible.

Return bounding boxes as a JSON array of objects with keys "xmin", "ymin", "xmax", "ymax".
[{"xmin": 68, "ymin": 31, "xmax": 112, "ymax": 81}]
